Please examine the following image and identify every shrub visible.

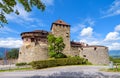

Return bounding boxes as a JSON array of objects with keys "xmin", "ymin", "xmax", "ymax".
[
  {"xmin": 30, "ymin": 57, "xmax": 91, "ymax": 69},
  {"xmin": 16, "ymin": 62, "xmax": 27, "ymax": 66}
]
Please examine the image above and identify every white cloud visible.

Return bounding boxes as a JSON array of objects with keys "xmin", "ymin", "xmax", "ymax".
[
  {"xmin": 84, "ymin": 18, "xmax": 95, "ymax": 26},
  {"xmin": 71, "ymin": 18, "xmax": 95, "ymax": 34},
  {"xmin": 104, "ymin": 32, "xmax": 119, "ymax": 41},
  {"xmin": 0, "ymin": 26, "xmax": 19, "ymax": 34},
  {"xmin": 75, "ymin": 22, "xmax": 120, "ymax": 50},
  {"xmin": 80, "ymin": 27, "xmax": 93, "ymax": 37},
  {"xmin": 102, "ymin": 0, "xmax": 120, "ymax": 18},
  {"xmin": 108, "ymin": 42, "xmax": 120, "ymax": 50},
  {"xmin": 41, "ymin": 0, "xmax": 54, "ymax": 6},
  {"xmin": 71, "ymin": 24, "xmax": 85, "ymax": 33},
  {"xmin": 104, "ymin": 24, "xmax": 120, "ymax": 41},
  {"xmin": 6, "ymin": 4, "xmax": 34, "ymax": 22},
  {"xmin": 0, "ymin": 38, "xmax": 22, "ymax": 48},
  {"xmin": 115, "ymin": 24, "xmax": 120, "ymax": 32}
]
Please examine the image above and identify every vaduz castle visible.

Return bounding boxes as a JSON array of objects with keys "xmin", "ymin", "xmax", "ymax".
[{"xmin": 18, "ymin": 20, "xmax": 109, "ymax": 65}]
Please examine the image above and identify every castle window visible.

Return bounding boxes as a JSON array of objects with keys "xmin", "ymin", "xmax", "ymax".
[
  {"xmin": 19, "ymin": 52, "xmax": 22, "ymax": 54},
  {"xmin": 42, "ymin": 33, "xmax": 44, "ymax": 35},
  {"xmin": 81, "ymin": 48, "xmax": 83, "ymax": 50},
  {"xmin": 31, "ymin": 38, "xmax": 34, "ymax": 42},
  {"xmin": 26, "ymin": 38, "xmax": 28, "ymax": 41},
  {"xmin": 86, "ymin": 59, "xmax": 88, "ymax": 61},
  {"xmin": 66, "ymin": 32, "xmax": 69, "ymax": 37},
  {"xmin": 83, "ymin": 55, "xmax": 86, "ymax": 57},
  {"xmin": 75, "ymin": 55, "xmax": 78, "ymax": 57},
  {"xmin": 94, "ymin": 47, "xmax": 97, "ymax": 50}
]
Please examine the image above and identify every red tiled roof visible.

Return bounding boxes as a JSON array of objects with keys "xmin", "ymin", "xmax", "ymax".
[
  {"xmin": 71, "ymin": 41, "xmax": 82, "ymax": 47},
  {"xmin": 53, "ymin": 19, "xmax": 69, "ymax": 25},
  {"xmin": 51, "ymin": 19, "xmax": 70, "ymax": 30},
  {"xmin": 21, "ymin": 30, "xmax": 48, "ymax": 35}
]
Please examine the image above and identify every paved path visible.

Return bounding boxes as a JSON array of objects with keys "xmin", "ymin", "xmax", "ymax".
[{"xmin": 0, "ymin": 65, "xmax": 120, "ymax": 78}]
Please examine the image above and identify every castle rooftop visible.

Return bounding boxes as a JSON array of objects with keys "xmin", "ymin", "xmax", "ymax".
[
  {"xmin": 21, "ymin": 30, "xmax": 48, "ymax": 35},
  {"xmin": 51, "ymin": 19, "xmax": 70, "ymax": 30},
  {"xmin": 71, "ymin": 41, "xmax": 82, "ymax": 47},
  {"xmin": 53, "ymin": 19, "xmax": 69, "ymax": 25}
]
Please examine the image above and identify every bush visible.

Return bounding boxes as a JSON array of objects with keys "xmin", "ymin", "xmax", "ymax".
[
  {"xmin": 49, "ymin": 52, "xmax": 67, "ymax": 58},
  {"xmin": 30, "ymin": 57, "xmax": 91, "ymax": 69},
  {"xmin": 16, "ymin": 62, "xmax": 27, "ymax": 66}
]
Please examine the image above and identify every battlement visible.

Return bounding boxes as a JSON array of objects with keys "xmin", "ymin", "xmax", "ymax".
[{"xmin": 21, "ymin": 30, "xmax": 49, "ymax": 44}]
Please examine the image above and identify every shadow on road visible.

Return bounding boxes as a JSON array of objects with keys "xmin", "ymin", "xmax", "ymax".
[{"xmin": 24, "ymin": 71, "xmax": 120, "ymax": 78}]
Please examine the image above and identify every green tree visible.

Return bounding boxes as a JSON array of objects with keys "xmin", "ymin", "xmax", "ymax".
[
  {"xmin": 6, "ymin": 48, "xmax": 19, "ymax": 59},
  {"xmin": 0, "ymin": 0, "xmax": 45, "ymax": 27},
  {"xmin": 47, "ymin": 34, "xmax": 67, "ymax": 58}
]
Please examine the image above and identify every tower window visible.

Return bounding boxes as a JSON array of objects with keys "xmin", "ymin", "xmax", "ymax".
[
  {"xmin": 66, "ymin": 32, "xmax": 69, "ymax": 37},
  {"xmin": 19, "ymin": 52, "xmax": 22, "ymax": 54},
  {"xmin": 83, "ymin": 55, "xmax": 86, "ymax": 57},
  {"xmin": 94, "ymin": 47, "xmax": 97, "ymax": 50}
]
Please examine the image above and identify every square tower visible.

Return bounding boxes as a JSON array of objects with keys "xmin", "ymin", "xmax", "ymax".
[{"xmin": 51, "ymin": 20, "xmax": 71, "ymax": 55}]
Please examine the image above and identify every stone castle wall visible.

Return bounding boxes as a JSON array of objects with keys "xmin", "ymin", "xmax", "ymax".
[
  {"xmin": 79, "ymin": 46, "xmax": 109, "ymax": 65},
  {"xmin": 51, "ymin": 24, "xmax": 71, "ymax": 55},
  {"xmin": 70, "ymin": 46, "xmax": 80, "ymax": 56},
  {"xmin": 18, "ymin": 20, "xmax": 109, "ymax": 65},
  {"xmin": 18, "ymin": 42, "xmax": 48, "ymax": 63}
]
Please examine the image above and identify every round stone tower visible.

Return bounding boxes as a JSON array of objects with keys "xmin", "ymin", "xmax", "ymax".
[
  {"xmin": 51, "ymin": 20, "xmax": 71, "ymax": 55},
  {"xmin": 18, "ymin": 30, "xmax": 49, "ymax": 63}
]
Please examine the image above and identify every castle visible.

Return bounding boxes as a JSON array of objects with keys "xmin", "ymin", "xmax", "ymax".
[{"xmin": 18, "ymin": 20, "xmax": 109, "ymax": 65}]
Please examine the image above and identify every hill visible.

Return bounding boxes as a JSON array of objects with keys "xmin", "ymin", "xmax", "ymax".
[
  {"xmin": 0, "ymin": 48, "xmax": 11, "ymax": 58},
  {"xmin": 109, "ymin": 50, "xmax": 120, "ymax": 58}
]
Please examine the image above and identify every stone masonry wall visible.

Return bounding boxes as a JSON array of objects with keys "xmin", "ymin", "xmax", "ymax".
[
  {"xmin": 51, "ymin": 24, "xmax": 71, "ymax": 55},
  {"xmin": 79, "ymin": 46, "xmax": 109, "ymax": 65},
  {"xmin": 70, "ymin": 47, "xmax": 80, "ymax": 56},
  {"xmin": 18, "ymin": 42, "xmax": 48, "ymax": 63}
]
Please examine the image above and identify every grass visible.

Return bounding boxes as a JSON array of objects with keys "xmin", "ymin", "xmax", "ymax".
[
  {"xmin": 0, "ymin": 67, "xmax": 33, "ymax": 72},
  {"xmin": 100, "ymin": 65, "xmax": 120, "ymax": 72}
]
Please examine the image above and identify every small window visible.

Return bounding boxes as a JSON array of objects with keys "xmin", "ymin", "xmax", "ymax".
[
  {"xmin": 75, "ymin": 55, "xmax": 78, "ymax": 57},
  {"xmin": 94, "ymin": 47, "xmax": 97, "ymax": 50},
  {"xmin": 83, "ymin": 55, "xmax": 86, "ymax": 57},
  {"xmin": 86, "ymin": 59, "xmax": 88, "ymax": 61},
  {"xmin": 81, "ymin": 48, "xmax": 83, "ymax": 50},
  {"xmin": 19, "ymin": 52, "xmax": 22, "ymax": 54},
  {"xmin": 66, "ymin": 33, "xmax": 69, "ymax": 37}
]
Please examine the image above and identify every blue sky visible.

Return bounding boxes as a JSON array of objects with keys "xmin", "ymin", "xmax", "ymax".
[{"xmin": 0, "ymin": 0, "xmax": 120, "ymax": 50}]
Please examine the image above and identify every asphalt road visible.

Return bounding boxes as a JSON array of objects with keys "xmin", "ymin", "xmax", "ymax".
[{"xmin": 0, "ymin": 65, "xmax": 120, "ymax": 78}]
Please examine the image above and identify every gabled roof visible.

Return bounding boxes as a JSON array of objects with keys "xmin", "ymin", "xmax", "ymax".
[{"xmin": 51, "ymin": 19, "xmax": 70, "ymax": 30}]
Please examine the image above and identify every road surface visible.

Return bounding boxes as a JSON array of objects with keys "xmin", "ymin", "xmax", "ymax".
[{"xmin": 0, "ymin": 65, "xmax": 120, "ymax": 78}]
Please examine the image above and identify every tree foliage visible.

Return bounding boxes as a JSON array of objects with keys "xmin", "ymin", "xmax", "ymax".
[
  {"xmin": 6, "ymin": 48, "xmax": 19, "ymax": 59},
  {"xmin": 47, "ymin": 34, "xmax": 67, "ymax": 58},
  {"xmin": 0, "ymin": 0, "xmax": 45, "ymax": 27}
]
